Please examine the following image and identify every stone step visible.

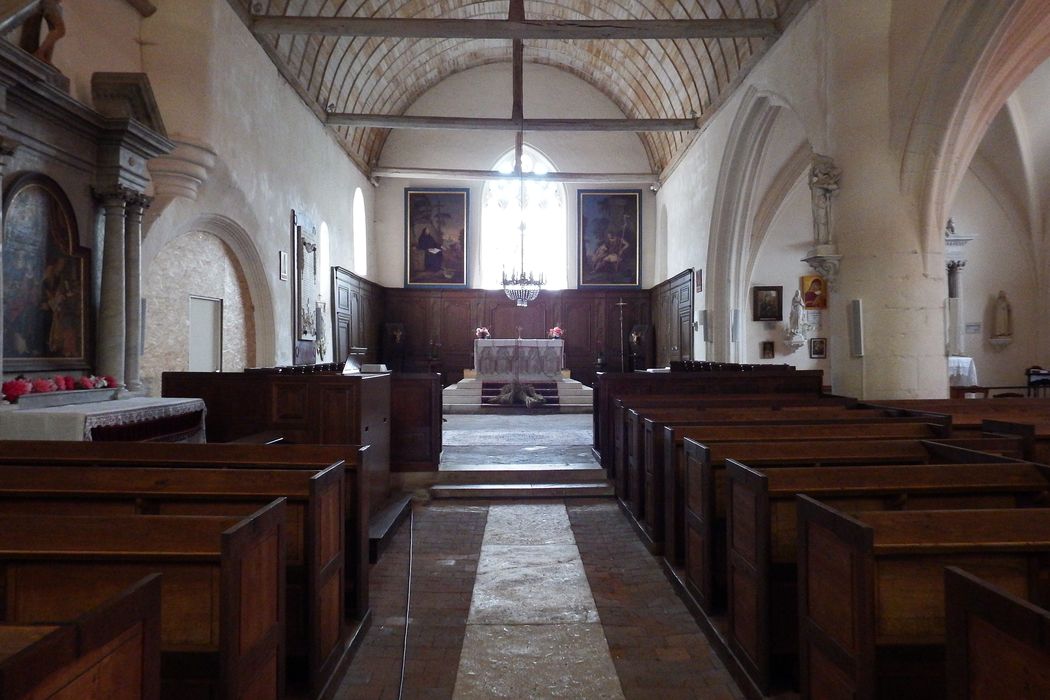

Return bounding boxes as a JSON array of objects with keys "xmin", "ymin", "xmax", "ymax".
[
  {"xmin": 430, "ymin": 482, "xmax": 615, "ymax": 499},
  {"xmin": 434, "ymin": 467, "xmax": 608, "ymax": 484},
  {"xmin": 443, "ymin": 403, "xmax": 592, "ymax": 414}
]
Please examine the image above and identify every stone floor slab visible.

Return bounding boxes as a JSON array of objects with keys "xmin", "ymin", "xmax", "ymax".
[
  {"xmin": 482, "ymin": 503, "xmax": 576, "ymax": 546},
  {"xmin": 453, "ymin": 623, "xmax": 624, "ymax": 699},
  {"xmin": 468, "ymin": 542, "xmax": 599, "ymax": 624}
]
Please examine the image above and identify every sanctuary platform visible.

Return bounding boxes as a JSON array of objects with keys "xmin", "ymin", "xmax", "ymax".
[{"xmin": 442, "ymin": 376, "xmax": 593, "ymax": 414}]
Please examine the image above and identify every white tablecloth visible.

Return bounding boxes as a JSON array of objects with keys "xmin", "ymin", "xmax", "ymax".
[
  {"xmin": 948, "ymin": 356, "xmax": 979, "ymax": 386},
  {"xmin": 0, "ymin": 397, "xmax": 207, "ymax": 442},
  {"xmin": 474, "ymin": 338, "xmax": 564, "ymax": 381}
]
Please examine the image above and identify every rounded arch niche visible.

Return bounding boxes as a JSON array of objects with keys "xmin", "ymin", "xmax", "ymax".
[{"xmin": 143, "ymin": 214, "xmax": 276, "ymax": 369}]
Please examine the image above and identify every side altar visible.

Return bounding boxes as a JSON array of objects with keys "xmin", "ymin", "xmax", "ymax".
[{"xmin": 473, "ymin": 338, "xmax": 564, "ymax": 382}]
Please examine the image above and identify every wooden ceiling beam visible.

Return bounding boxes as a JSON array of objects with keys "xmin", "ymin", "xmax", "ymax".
[
  {"xmin": 250, "ymin": 16, "xmax": 779, "ymax": 40},
  {"xmin": 324, "ymin": 114, "xmax": 699, "ymax": 132},
  {"xmin": 371, "ymin": 166, "xmax": 658, "ymax": 185}
]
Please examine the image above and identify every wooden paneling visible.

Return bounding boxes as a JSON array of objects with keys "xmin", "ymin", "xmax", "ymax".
[
  {"xmin": 331, "ymin": 267, "xmax": 383, "ymax": 364},
  {"xmin": 649, "ymin": 269, "xmax": 693, "ymax": 367},
  {"xmin": 390, "ymin": 374, "xmax": 443, "ymax": 472}
]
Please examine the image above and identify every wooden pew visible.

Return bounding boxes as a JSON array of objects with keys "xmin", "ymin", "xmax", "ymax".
[
  {"xmin": 683, "ymin": 438, "xmax": 1025, "ymax": 614},
  {"xmin": 615, "ymin": 397, "xmax": 866, "ymax": 501},
  {"xmin": 619, "ymin": 404, "xmax": 944, "ymax": 507},
  {"xmin": 870, "ymin": 398, "xmax": 1050, "ymax": 461},
  {"xmin": 796, "ymin": 498, "xmax": 1050, "ymax": 700},
  {"xmin": 944, "ymin": 567, "xmax": 1050, "ymax": 699},
  {"xmin": 0, "ymin": 501, "xmax": 285, "ymax": 700},
  {"xmin": 593, "ymin": 369, "xmax": 825, "ymax": 470},
  {"xmin": 0, "ymin": 441, "xmax": 370, "ymax": 624},
  {"xmin": 0, "ymin": 574, "xmax": 161, "ymax": 700},
  {"xmin": 0, "ymin": 463, "xmax": 345, "ymax": 699},
  {"xmin": 651, "ymin": 420, "xmax": 950, "ymax": 562},
  {"xmin": 725, "ymin": 461, "xmax": 1050, "ymax": 693}
]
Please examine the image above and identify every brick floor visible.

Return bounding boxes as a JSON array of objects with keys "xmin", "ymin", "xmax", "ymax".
[{"xmin": 332, "ymin": 499, "xmax": 745, "ymax": 699}]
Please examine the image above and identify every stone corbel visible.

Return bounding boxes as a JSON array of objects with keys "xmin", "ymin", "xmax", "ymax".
[
  {"xmin": 146, "ymin": 139, "xmax": 217, "ymax": 222},
  {"xmin": 802, "ymin": 245, "xmax": 842, "ymax": 288}
]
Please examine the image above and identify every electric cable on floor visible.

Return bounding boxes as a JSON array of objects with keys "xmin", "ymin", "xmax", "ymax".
[{"xmin": 397, "ymin": 508, "xmax": 415, "ymax": 700}]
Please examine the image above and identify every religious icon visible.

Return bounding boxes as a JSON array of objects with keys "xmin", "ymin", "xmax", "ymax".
[
  {"xmin": 752, "ymin": 286, "xmax": 783, "ymax": 322},
  {"xmin": 760, "ymin": 341, "xmax": 775, "ymax": 359},
  {"xmin": 809, "ymin": 337, "xmax": 827, "ymax": 359},
  {"xmin": 801, "ymin": 275, "xmax": 827, "ymax": 309}
]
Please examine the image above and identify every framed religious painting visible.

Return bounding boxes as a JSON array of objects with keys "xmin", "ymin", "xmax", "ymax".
[
  {"xmin": 404, "ymin": 188, "xmax": 468, "ymax": 288},
  {"xmin": 752, "ymin": 285, "xmax": 783, "ymax": 322},
  {"xmin": 801, "ymin": 274, "xmax": 827, "ymax": 309},
  {"xmin": 291, "ymin": 210, "xmax": 318, "ymax": 364},
  {"xmin": 3, "ymin": 173, "xmax": 91, "ymax": 372},
  {"xmin": 578, "ymin": 189, "xmax": 641, "ymax": 288},
  {"xmin": 809, "ymin": 337, "xmax": 828, "ymax": 359}
]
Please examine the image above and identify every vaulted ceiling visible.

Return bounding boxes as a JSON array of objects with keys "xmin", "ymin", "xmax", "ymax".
[{"xmin": 229, "ymin": 1, "xmax": 803, "ymax": 175}]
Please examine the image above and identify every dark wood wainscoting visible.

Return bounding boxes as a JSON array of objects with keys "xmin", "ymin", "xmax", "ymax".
[
  {"xmin": 383, "ymin": 289, "xmax": 653, "ymax": 386},
  {"xmin": 327, "ymin": 268, "xmax": 694, "ymax": 387}
]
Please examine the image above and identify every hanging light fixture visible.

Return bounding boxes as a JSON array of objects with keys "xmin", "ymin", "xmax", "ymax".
[{"xmin": 502, "ymin": 132, "xmax": 545, "ymax": 307}]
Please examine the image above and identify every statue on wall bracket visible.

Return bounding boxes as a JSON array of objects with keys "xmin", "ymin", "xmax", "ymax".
[{"xmin": 803, "ymin": 154, "xmax": 843, "ymax": 288}]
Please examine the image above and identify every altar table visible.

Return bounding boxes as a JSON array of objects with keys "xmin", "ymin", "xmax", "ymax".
[
  {"xmin": 474, "ymin": 338, "xmax": 564, "ymax": 382},
  {"xmin": 0, "ymin": 397, "xmax": 207, "ymax": 442}
]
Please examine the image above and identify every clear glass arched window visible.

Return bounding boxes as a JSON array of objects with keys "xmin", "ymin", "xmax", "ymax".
[
  {"xmin": 352, "ymin": 187, "xmax": 367, "ymax": 277},
  {"xmin": 480, "ymin": 146, "xmax": 566, "ymax": 289}
]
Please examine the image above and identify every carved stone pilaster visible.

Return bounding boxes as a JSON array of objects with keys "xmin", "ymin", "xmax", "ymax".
[
  {"xmin": 0, "ymin": 137, "xmax": 16, "ymax": 382},
  {"xmin": 124, "ymin": 193, "xmax": 151, "ymax": 392},
  {"xmin": 94, "ymin": 187, "xmax": 134, "ymax": 382}
]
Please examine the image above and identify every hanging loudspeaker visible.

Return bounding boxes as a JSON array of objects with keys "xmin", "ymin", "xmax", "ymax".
[
  {"xmin": 849, "ymin": 299, "xmax": 864, "ymax": 357},
  {"xmin": 730, "ymin": 309, "xmax": 740, "ymax": 343},
  {"xmin": 700, "ymin": 310, "xmax": 711, "ymax": 343}
]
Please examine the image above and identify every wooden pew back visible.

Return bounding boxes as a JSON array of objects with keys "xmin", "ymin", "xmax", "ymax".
[
  {"xmin": 797, "ymin": 498, "xmax": 1050, "ymax": 700},
  {"xmin": 0, "ymin": 501, "xmax": 286, "ymax": 700}
]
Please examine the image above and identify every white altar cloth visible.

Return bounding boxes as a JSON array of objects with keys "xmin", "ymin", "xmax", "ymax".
[
  {"xmin": 474, "ymin": 338, "xmax": 564, "ymax": 382},
  {"xmin": 948, "ymin": 356, "xmax": 979, "ymax": 387},
  {"xmin": 0, "ymin": 397, "xmax": 207, "ymax": 442}
]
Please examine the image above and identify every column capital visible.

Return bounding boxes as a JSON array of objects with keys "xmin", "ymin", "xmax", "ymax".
[
  {"xmin": 91, "ymin": 185, "xmax": 138, "ymax": 207},
  {"xmin": 946, "ymin": 259, "xmax": 966, "ymax": 273}
]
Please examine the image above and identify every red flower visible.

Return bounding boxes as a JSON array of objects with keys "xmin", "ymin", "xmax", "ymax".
[
  {"xmin": 52, "ymin": 376, "xmax": 66, "ymax": 390},
  {"xmin": 32, "ymin": 378, "xmax": 57, "ymax": 393},
  {"xmin": 101, "ymin": 375, "xmax": 118, "ymax": 388},
  {"xmin": 77, "ymin": 376, "xmax": 96, "ymax": 390},
  {"xmin": 2, "ymin": 379, "xmax": 33, "ymax": 402},
  {"xmin": 62, "ymin": 376, "xmax": 76, "ymax": 390}
]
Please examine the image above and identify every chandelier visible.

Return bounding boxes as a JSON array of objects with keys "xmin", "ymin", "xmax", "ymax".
[{"xmin": 502, "ymin": 134, "xmax": 545, "ymax": 307}]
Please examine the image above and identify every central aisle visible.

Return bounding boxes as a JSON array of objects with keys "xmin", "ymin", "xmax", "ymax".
[{"xmin": 453, "ymin": 503, "xmax": 623, "ymax": 697}]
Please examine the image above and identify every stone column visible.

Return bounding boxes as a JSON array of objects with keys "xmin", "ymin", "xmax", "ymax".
[
  {"xmin": 0, "ymin": 138, "xmax": 17, "ymax": 382},
  {"xmin": 95, "ymin": 189, "xmax": 129, "ymax": 382},
  {"xmin": 124, "ymin": 194, "xmax": 150, "ymax": 391}
]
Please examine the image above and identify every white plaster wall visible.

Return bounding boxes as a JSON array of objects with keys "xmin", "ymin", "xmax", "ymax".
[
  {"xmin": 46, "ymin": 1, "xmax": 378, "ymax": 366},
  {"xmin": 374, "ymin": 63, "xmax": 655, "ymax": 289},
  {"xmin": 746, "ymin": 179, "xmax": 829, "ymax": 373},
  {"xmin": 950, "ymin": 171, "xmax": 1040, "ymax": 386}
]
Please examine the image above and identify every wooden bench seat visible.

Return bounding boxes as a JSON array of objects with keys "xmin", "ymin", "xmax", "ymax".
[
  {"xmin": 0, "ymin": 463, "xmax": 345, "ymax": 699},
  {"xmin": 683, "ymin": 438, "xmax": 1025, "ymax": 613},
  {"xmin": 725, "ymin": 461, "xmax": 1050, "ymax": 693},
  {"xmin": 0, "ymin": 574, "xmax": 161, "ymax": 700},
  {"xmin": 0, "ymin": 441, "xmax": 369, "ymax": 625},
  {"xmin": 649, "ymin": 420, "xmax": 950, "ymax": 562},
  {"xmin": 797, "ymin": 499, "xmax": 1050, "ymax": 700},
  {"xmin": 944, "ymin": 566, "xmax": 1050, "ymax": 699},
  {"xmin": 0, "ymin": 502, "xmax": 285, "ymax": 700}
]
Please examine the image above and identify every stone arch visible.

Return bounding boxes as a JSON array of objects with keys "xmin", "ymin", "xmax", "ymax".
[
  {"xmin": 706, "ymin": 87, "xmax": 812, "ymax": 361},
  {"xmin": 897, "ymin": 0, "xmax": 1050, "ymax": 255},
  {"xmin": 145, "ymin": 214, "xmax": 277, "ymax": 366}
]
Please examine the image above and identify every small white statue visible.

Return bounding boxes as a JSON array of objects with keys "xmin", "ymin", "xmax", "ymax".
[
  {"xmin": 788, "ymin": 289, "xmax": 805, "ymax": 334},
  {"xmin": 993, "ymin": 290, "xmax": 1012, "ymax": 338}
]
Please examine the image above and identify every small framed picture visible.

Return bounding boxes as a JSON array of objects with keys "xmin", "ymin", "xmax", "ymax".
[
  {"xmin": 760, "ymin": 340, "xmax": 775, "ymax": 359},
  {"xmin": 809, "ymin": 337, "xmax": 827, "ymax": 359},
  {"xmin": 752, "ymin": 286, "xmax": 783, "ymax": 321},
  {"xmin": 694, "ymin": 268, "xmax": 703, "ymax": 293}
]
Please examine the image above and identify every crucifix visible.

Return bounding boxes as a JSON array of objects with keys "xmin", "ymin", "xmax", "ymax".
[{"xmin": 615, "ymin": 298, "xmax": 628, "ymax": 372}]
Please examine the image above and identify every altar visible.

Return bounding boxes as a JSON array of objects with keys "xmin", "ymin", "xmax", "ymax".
[
  {"xmin": 474, "ymin": 338, "xmax": 564, "ymax": 382},
  {"xmin": 0, "ymin": 397, "xmax": 207, "ymax": 442}
]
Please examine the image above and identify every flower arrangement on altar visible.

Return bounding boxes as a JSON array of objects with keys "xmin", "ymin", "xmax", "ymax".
[
  {"xmin": 548, "ymin": 326, "xmax": 564, "ymax": 339},
  {"xmin": 475, "ymin": 326, "xmax": 490, "ymax": 339},
  {"xmin": 3, "ymin": 374, "xmax": 118, "ymax": 403}
]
